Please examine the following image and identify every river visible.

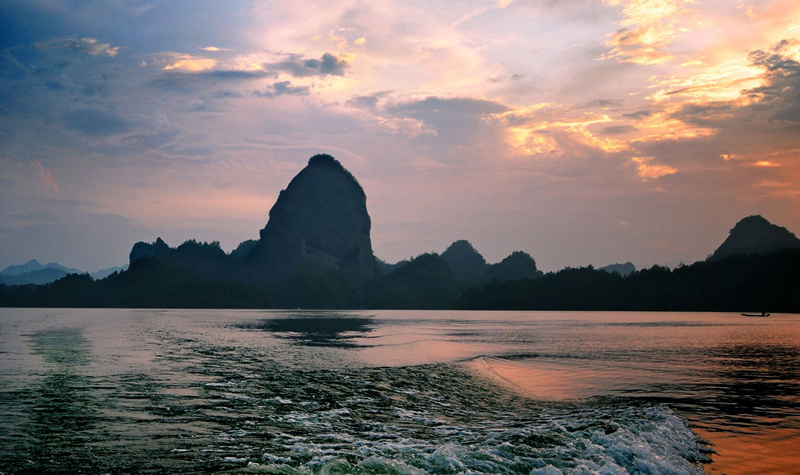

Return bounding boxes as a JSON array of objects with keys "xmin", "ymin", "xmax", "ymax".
[{"xmin": 0, "ymin": 309, "xmax": 798, "ymax": 473}]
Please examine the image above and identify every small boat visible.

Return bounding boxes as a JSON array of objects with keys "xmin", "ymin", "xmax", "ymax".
[{"xmin": 741, "ymin": 312, "xmax": 770, "ymax": 317}]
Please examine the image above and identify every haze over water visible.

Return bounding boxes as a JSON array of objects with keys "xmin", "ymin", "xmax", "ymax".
[{"xmin": 1, "ymin": 309, "xmax": 798, "ymax": 473}]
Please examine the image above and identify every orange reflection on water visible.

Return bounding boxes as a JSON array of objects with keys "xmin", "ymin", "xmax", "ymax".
[
  {"xmin": 467, "ymin": 354, "xmax": 800, "ymax": 475},
  {"xmin": 694, "ymin": 427, "xmax": 800, "ymax": 475}
]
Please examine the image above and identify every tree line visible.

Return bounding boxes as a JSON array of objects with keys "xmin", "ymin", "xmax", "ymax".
[{"xmin": 1, "ymin": 247, "xmax": 798, "ymax": 312}]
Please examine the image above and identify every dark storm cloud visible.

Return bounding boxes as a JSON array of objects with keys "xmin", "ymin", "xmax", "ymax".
[
  {"xmin": 668, "ymin": 102, "xmax": 737, "ymax": 128},
  {"xmin": 577, "ymin": 99, "xmax": 623, "ymax": 109},
  {"xmin": 271, "ymin": 52, "xmax": 350, "ymax": 77},
  {"xmin": 600, "ymin": 125, "xmax": 636, "ymax": 135},
  {"xmin": 746, "ymin": 40, "xmax": 800, "ymax": 123},
  {"xmin": 346, "ymin": 91, "xmax": 392, "ymax": 111},
  {"xmin": 254, "ymin": 80, "xmax": 311, "ymax": 98},
  {"xmin": 149, "ymin": 69, "xmax": 271, "ymax": 90},
  {"xmin": 623, "ymin": 110, "xmax": 652, "ymax": 119},
  {"xmin": 63, "ymin": 108, "xmax": 130, "ymax": 136}
]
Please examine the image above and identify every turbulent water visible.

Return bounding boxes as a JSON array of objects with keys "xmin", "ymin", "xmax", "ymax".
[{"xmin": 0, "ymin": 309, "xmax": 798, "ymax": 474}]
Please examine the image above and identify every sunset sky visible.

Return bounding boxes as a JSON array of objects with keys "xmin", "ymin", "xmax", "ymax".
[{"xmin": 1, "ymin": 0, "xmax": 799, "ymax": 273}]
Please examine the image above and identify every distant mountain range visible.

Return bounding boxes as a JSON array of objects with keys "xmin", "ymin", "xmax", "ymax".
[
  {"xmin": 1, "ymin": 259, "xmax": 82, "ymax": 276},
  {"xmin": 0, "ymin": 259, "xmax": 126, "ymax": 285}
]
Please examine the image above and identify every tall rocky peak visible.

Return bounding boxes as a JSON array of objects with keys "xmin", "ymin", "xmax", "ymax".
[
  {"xmin": 708, "ymin": 215, "xmax": 800, "ymax": 261},
  {"xmin": 248, "ymin": 154, "xmax": 376, "ymax": 284}
]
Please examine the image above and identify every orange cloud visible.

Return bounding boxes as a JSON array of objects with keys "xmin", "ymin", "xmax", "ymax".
[
  {"xmin": 753, "ymin": 160, "xmax": 780, "ymax": 167},
  {"xmin": 602, "ymin": 0, "xmax": 693, "ymax": 64},
  {"xmin": 631, "ymin": 156, "xmax": 678, "ymax": 179},
  {"xmin": 494, "ymin": 105, "xmax": 628, "ymax": 156}
]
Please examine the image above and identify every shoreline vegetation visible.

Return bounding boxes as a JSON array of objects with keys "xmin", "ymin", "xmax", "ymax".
[{"xmin": 1, "ymin": 247, "xmax": 798, "ymax": 312}]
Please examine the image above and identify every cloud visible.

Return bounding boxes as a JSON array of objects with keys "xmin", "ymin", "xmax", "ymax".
[
  {"xmin": 164, "ymin": 56, "xmax": 217, "ymax": 71},
  {"xmin": 577, "ymin": 99, "xmax": 623, "ymax": 109},
  {"xmin": 631, "ymin": 156, "xmax": 677, "ymax": 179},
  {"xmin": 604, "ymin": 23, "xmax": 675, "ymax": 65},
  {"xmin": 121, "ymin": 130, "xmax": 178, "ymax": 150},
  {"xmin": 271, "ymin": 52, "xmax": 350, "ymax": 77},
  {"xmin": 346, "ymin": 91, "xmax": 393, "ymax": 111},
  {"xmin": 149, "ymin": 68, "xmax": 271, "ymax": 90},
  {"xmin": 377, "ymin": 117, "xmax": 438, "ymax": 139},
  {"xmin": 493, "ymin": 103, "xmax": 628, "ymax": 156},
  {"xmin": 601, "ymin": 0, "xmax": 693, "ymax": 64},
  {"xmin": 746, "ymin": 39, "xmax": 800, "ymax": 122},
  {"xmin": 647, "ymin": 39, "xmax": 800, "ymax": 138},
  {"xmin": 31, "ymin": 160, "xmax": 59, "ymax": 195},
  {"xmin": 63, "ymin": 108, "xmax": 130, "ymax": 136},
  {"xmin": 390, "ymin": 96, "xmax": 508, "ymax": 116},
  {"xmin": 623, "ymin": 110, "xmax": 652, "ymax": 119},
  {"xmin": 255, "ymin": 81, "xmax": 311, "ymax": 98},
  {"xmin": 37, "ymin": 36, "xmax": 122, "ymax": 57},
  {"xmin": 601, "ymin": 125, "xmax": 637, "ymax": 135}
]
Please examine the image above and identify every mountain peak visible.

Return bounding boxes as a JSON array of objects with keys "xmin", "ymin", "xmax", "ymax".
[
  {"xmin": 708, "ymin": 215, "xmax": 800, "ymax": 261},
  {"xmin": 248, "ymin": 154, "xmax": 375, "ymax": 284}
]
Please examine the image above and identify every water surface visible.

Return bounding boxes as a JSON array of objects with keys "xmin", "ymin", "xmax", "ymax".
[{"xmin": 1, "ymin": 309, "xmax": 797, "ymax": 473}]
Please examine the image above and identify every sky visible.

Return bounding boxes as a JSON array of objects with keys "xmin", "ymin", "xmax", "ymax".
[{"xmin": 1, "ymin": 0, "xmax": 799, "ymax": 273}]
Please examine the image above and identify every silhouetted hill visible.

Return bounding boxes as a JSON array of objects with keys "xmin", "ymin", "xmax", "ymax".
[
  {"xmin": 247, "ymin": 154, "xmax": 376, "ymax": 285},
  {"xmin": 376, "ymin": 258, "xmax": 408, "ymax": 275},
  {"xmin": 129, "ymin": 237, "xmax": 173, "ymax": 264},
  {"xmin": 368, "ymin": 253, "xmax": 460, "ymax": 309},
  {"xmin": 441, "ymin": 240, "xmax": 488, "ymax": 285},
  {"xmin": 161, "ymin": 240, "xmax": 237, "ymax": 281},
  {"xmin": 485, "ymin": 251, "xmax": 542, "ymax": 281},
  {"xmin": 229, "ymin": 239, "xmax": 258, "ymax": 262},
  {"xmin": 708, "ymin": 215, "xmax": 800, "ymax": 261},
  {"xmin": 460, "ymin": 249, "xmax": 800, "ymax": 312},
  {"xmin": 600, "ymin": 262, "xmax": 636, "ymax": 276},
  {"xmin": 91, "ymin": 265, "xmax": 127, "ymax": 280}
]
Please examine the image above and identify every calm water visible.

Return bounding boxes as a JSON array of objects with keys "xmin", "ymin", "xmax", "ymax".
[{"xmin": 0, "ymin": 309, "xmax": 798, "ymax": 474}]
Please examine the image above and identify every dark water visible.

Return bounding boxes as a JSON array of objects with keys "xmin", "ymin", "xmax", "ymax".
[{"xmin": 0, "ymin": 309, "xmax": 797, "ymax": 474}]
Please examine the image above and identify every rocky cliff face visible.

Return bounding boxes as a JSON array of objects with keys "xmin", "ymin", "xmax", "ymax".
[
  {"xmin": 708, "ymin": 215, "xmax": 800, "ymax": 261},
  {"xmin": 247, "ymin": 154, "xmax": 376, "ymax": 284}
]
